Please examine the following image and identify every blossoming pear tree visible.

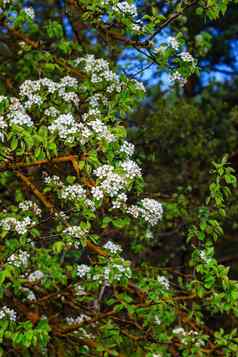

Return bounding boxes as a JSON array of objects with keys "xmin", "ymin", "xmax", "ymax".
[{"xmin": 0, "ymin": 0, "xmax": 238, "ymax": 356}]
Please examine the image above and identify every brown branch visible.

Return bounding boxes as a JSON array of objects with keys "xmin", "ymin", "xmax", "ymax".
[
  {"xmin": 15, "ymin": 171, "xmax": 56, "ymax": 214},
  {"xmin": 6, "ymin": 27, "xmax": 39, "ymax": 48},
  {"xmin": 1, "ymin": 21, "xmax": 85, "ymax": 79},
  {"xmin": 148, "ymin": 0, "xmax": 199, "ymax": 42},
  {"xmin": 0, "ymin": 155, "xmax": 78, "ymax": 171}
]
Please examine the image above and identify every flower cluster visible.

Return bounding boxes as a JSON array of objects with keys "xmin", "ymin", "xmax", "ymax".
[
  {"xmin": 93, "ymin": 159, "xmax": 141, "ymax": 200},
  {"xmin": 23, "ymin": 7, "xmax": 35, "ymax": 19},
  {"xmin": 19, "ymin": 200, "xmax": 42, "ymax": 216},
  {"xmin": 172, "ymin": 327, "xmax": 205, "ymax": 347},
  {"xmin": 121, "ymin": 159, "xmax": 142, "ymax": 179},
  {"xmin": 140, "ymin": 198, "xmax": 163, "ymax": 226},
  {"xmin": 179, "ymin": 51, "xmax": 196, "ymax": 65},
  {"xmin": 76, "ymin": 264, "xmax": 91, "ymax": 278},
  {"xmin": 155, "ymin": 35, "xmax": 197, "ymax": 86},
  {"xmin": 128, "ymin": 198, "xmax": 163, "ymax": 226},
  {"xmin": 77, "ymin": 258, "xmax": 131, "ymax": 285},
  {"xmin": 94, "ymin": 165, "xmax": 125, "ymax": 197},
  {"xmin": 28, "ymin": 270, "xmax": 44, "ymax": 282},
  {"xmin": 19, "ymin": 77, "xmax": 79, "ymax": 109},
  {"xmin": 0, "ymin": 98, "xmax": 34, "ymax": 130},
  {"xmin": 167, "ymin": 36, "xmax": 180, "ymax": 50},
  {"xmin": 44, "ymin": 106, "xmax": 59, "ymax": 118},
  {"xmin": 112, "ymin": 192, "xmax": 127, "ymax": 209},
  {"xmin": 7, "ymin": 250, "xmax": 30, "ymax": 268},
  {"xmin": 0, "ymin": 216, "xmax": 35, "ymax": 235},
  {"xmin": 65, "ymin": 314, "xmax": 89, "ymax": 325},
  {"xmin": 63, "ymin": 225, "xmax": 89, "ymax": 239},
  {"xmin": 89, "ymin": 257, "xmax": 132, "ymax": 284},
  {"xmin": 44, "ymin": 175, "xmax": 63, "ymax": 187},
  {"xmin": 112, "ymin": 1, "xmax": 138, "ymax": 17},
  {"xmin": 157, "ymin": 275, "xmax": 170, "ymax": 290},
  {"xmin": 0, "ymin": 115, "xmax": 7, "ymax": 142},
  {"xmin": 0, "ymin": 306, "xmax": 17, "ymax": 321},
  {"xmin": 100, "ymin": 172, "xmax": 125, "ymax": 197},
  {"xmin": 89, "ymin": 119, "xmax": 115, "ymax": 142},
  {"xmin": 91, "ymin": 186, "xmax": 104, "ymax": 201},
  {"xmin": 22, "ymin": 287, "xmax": 36, "ymax": 301},
  {"xmin": 103, "ymin": 241, "xmax": 122, "ymax": 254},
  {"xmin": 103, "ymin": 259, "xmax": 132, "ymax": 283},
  {"xmin": 61, "ymin": 184, "xmax": 86, "ymax": 201},
  {"xmin": 120, "ymin": 141, "xmax": 135, "ymax": 157},
  {"xmin": 169, "ymin": 71, "xmax": 187, "ymax": 85},
  {"xmin": 74, "ymin": 55, "xmax": 123, "ymax": 93},
  {"xmin": 48, "ymin": 114, "xmax": 81, "ymax": 144}
]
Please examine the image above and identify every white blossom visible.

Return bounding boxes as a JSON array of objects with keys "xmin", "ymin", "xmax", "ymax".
[
  {"xmin": 66, "ymin": 314, "xmax": 89, "ymax": 325},
  {"xmin": 19, "ymin": 77, "xmax": 79, "ymax": 109},
  {"xmin": 44, "ymin": 175, "xmax": 63, "ymax": 187},
  {"xmin": 19, "ymin": 200, "xmax": 42, "ymax": 216},
  {"xmin": 120, "ymin": 141, "xmax": 135, "ymax": 157},
  {"xmin": 173, "ymin": 326, "xmax": 186, "ymax": 335},
  {"xmin": 131, "ymin": 79, "xmax": 146, "ymax": 92},
  {"xmin": 54, "ymin": 211, "xmax": 68, "ymax": 221},
  {"xmin": 100, "ymin": 172, "xmax": 125, "ymax": 197},
  {"xmin": 48, "ymin": 113, "xmax": 80, "ymax": 143},
  {"xmin": 155, "ymin": 316, "xmax": 161, "ymax": 325},
  {"xmin": 74, "ymin": 55, "xmax": 122, "ymax": 93},
  {"xmin": 0, "ymin": 216, "xmax": 35, "ymax": 235},
  {"xmin": 140, "ymin": 198, "xmax": 163, "ymax": 226},
  {"xmin": 89, "ymin": 119, "xmax": 115, "ymax": 142},
  {"xmin": 157, "ymin": 275, "xmax": 170, "ymax": 290},
  {"xmin": 127, "ymin": 199, "xmax": 163, "ymax": 226},
  {"xmin": 0, "ymin": 116, "xmax": 7, "ymax": 142},
  {"xmin": 23, "ymin": 7, "xmax": 35, "ymax": 20},
  {"xmin": 76, "ymin": 264, "xmax": 91, "ymax": 278},
  {"xmin": 94, "ymin": 165, "xmax": 114, "ymax": 178},
  {"xmin": 44, "ymin": 106, "xmax": 59, "ymax": 117},
  {"xmin": 103, "ymin": 241, "xmax": 122, "ymax": 254},
  {"xmin": 28, "ymin": 270, "xmax": 44, "ymax": 282},
  {"xmin": 0, "ymin": 306, "xmax": 16, "ymax": 321},
  {"xmin": 127, "ymin": 205, "xmax": 140, "ymax": 218},
  {"xmin": 63, "ymin": 226, "xmax": 88, "ymax": 239},
  {"xmin": 121, "ymin": 159, "xmax": 142, "ymax": 179},
  {"xmin": 7, "ymin": 250, "xmax": 29, "ymax": 268},
  {"xmin": 179, "ymin": 51, "xmax": 195, "ymax": 64},
  {"xmin": 112, "ymin": 192, "xmax": 127, "ymax": 209},
  {"xmin": 94, "ymin": 165, "xmax": 126, "ymax": 197},
  {"xmin": 61, "ymin": 184, "xmax": 86, "ymax": 201},
  {"xmin": 91, "ymin": 186, "xmax": 104, "ymax": 200},
  {"xmin": 112, "ymin": 1, "xmax": 138, "ymax": 17},
  {"xmin": 22, "ymin": 287, "xmax": 36, "ymax": 301},
  {"xmin": 169, "ymin": 71, "xmax": 187, "ymax": 85},
  {"xmin": 85, "ymin": 198, "xmax": 96, "ymax": 211},
  {"xmin": 7, "ymin": 98, "xmax": 33, "ymax": 126},
  {"xmin": 0, "ymin": 116, "xmax": 7, "ymax": 129},
  {"xmin": 168, "ymin": 36, "xmax": 179, "ymax": 50},
  {"xmin": 103, "ymin": 260, "xmax": 132, "ymax": 282}
]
